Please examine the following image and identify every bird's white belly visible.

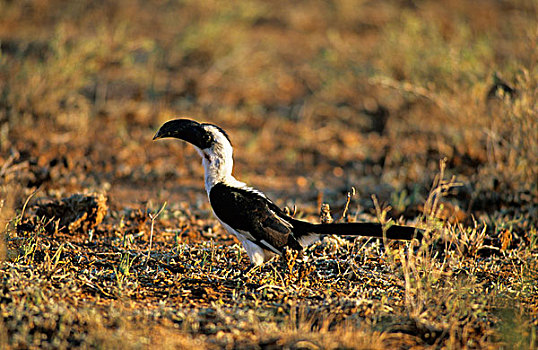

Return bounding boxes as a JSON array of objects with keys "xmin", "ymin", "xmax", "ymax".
[{"xmin": 216, "ymin": 219, "xmax": 270, "ymax": 266}]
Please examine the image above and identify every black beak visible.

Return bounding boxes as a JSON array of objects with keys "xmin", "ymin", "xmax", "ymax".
[{"xmin": 153, "ymin": 119, "xmax": 212, "ymax": 149}]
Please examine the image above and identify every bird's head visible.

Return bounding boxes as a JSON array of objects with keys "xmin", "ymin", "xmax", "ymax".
[{"xmin": 153, "ymin": 118, "xmax": 233, "ymax": 163}]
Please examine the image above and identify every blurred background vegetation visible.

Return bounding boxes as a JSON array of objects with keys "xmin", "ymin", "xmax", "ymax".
[{"xmin": 1, "ymin": 0, "xmax": 536, "ymax": 198}]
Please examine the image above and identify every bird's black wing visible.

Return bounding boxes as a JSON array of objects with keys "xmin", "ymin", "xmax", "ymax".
[{"xmin": 209, "ymin": 182, "xmax": 301, "ymax": 253}]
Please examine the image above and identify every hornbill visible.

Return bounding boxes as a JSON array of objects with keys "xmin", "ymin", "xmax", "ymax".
[{"xmin": 153, "ymin": 119, "xmax": 422, "ymax": 266}]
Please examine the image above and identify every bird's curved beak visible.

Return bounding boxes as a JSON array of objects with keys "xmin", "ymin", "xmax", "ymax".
[{"xmin": 153, "ymin": 119, "xmax": 210, "ymax": 149}]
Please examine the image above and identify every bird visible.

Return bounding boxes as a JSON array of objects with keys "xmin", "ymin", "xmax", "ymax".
[
  {"xmin": 153, "ymin": 119, "xmax": 422, "ymax": 266},
  {"xmin": 486, "ymin": 72, "xmax": 517, "ymax": 101}
]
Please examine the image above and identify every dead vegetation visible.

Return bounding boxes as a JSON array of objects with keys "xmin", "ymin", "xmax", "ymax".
[
  {"xmin": 31, "ymin": 193, "xmax": 108, "ymax": 234},
  {"xmin": 1, "ymin": 0, "xmax": 537, "ymax": 348}
]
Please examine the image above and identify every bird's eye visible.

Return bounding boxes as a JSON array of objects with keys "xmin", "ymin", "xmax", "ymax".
[{"xmin": 202, "ymin": 133, "xmax": 213, "ymax": 148}]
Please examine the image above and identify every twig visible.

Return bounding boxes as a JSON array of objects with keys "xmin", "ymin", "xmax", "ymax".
[
  {"xmin": 0, "ymin": 152, "xmax": 17, "ymax": 177},
  {"xmin": 146, "ymin": 202, "xmax": 167, "ymax": 264},
  {"xmin": 341, "ymin": 187, "xmax": 356, "ymax": 222},
  {"xmin": 20, "ymin": 188, "xmax": 40, "ymax": 222},
  {"xmin": 369, "ymin": 76, "xmax": 457, "ymax": 117}
]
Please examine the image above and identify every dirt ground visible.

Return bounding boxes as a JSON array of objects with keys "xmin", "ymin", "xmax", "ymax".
[{"xmin": 1, "ymin": 0, "xmax": 537, "ymax": 348}]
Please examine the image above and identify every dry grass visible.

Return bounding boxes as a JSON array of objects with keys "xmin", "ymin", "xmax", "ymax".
[{"xmin": 1, "ymin": 0, "xmax": 537, "ymax": 348}]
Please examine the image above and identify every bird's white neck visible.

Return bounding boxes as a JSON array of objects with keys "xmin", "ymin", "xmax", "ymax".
[{"xmin": 196, "ymin": 144, "xmax": 246, "ymax": 195}]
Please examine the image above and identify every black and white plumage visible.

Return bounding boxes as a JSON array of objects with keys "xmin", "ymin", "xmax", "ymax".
[{"xmin": 153, "ymin": 119, "xmax": 422, "ymax": 266}]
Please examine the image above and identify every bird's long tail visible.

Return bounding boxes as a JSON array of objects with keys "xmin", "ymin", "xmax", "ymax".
[{"xmin": 295, "ymin": 221, "xmax": 422, "ymax": 241}]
